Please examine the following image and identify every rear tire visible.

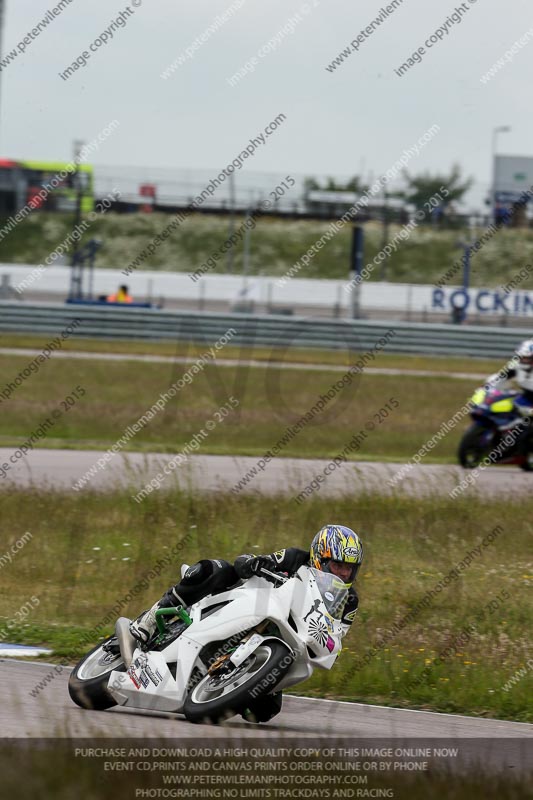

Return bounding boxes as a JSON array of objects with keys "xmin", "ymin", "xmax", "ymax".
[
  {"xmin": 68, "ymin": 637, "xmax": 126, "ymax": 711},
  {"xmin": 183, "ymin": 640, "xmax": 293, "ymax": 725},
  {"xmin": 458, "ymin": 425, "xmax": 494, "ymax": 469}
]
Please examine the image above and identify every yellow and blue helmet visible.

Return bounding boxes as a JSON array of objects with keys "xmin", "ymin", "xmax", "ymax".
[{"xmin": 310, "ymin": 524, "xmax": 363, "ymax": 583}]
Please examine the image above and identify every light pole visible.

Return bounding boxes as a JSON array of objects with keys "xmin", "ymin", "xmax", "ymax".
[
  {"xmin": 491, "ymin": 125, "xmax": 511, "ymax": 220},
  {"xmin": 69, "ymin": 139, "xmax": 85, "ymax": 299},
  {"xmin": 71, "ymin": 139, "xmax": 85, "ymax": 262},
  {"xmin": 350, "ymin": 225, "xmax": 364, "ymax": 319},
  {"xmin": 242, "ymin": 205, "xmax": 252, "ymax": 292},
  {"xmin": 226, "ymin": 172, "xmax": 236, "ymax": 273}
]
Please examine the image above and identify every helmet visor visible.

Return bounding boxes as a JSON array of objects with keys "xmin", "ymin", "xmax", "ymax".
[{"xmin": 326, "ymin": 559, "xmax": 360, "ymax": 584}]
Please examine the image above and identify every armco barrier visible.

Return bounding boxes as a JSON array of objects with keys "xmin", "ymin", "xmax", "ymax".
[{"xmin": 0, "ymin": 302, "xmax": 530, "ymax": 357}]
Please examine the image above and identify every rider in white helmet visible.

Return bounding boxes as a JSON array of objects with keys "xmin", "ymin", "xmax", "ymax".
[
  {"xmin": 485, "ymin": 338, "xmax": 533, "ymax": 415},
  {"xmin": 484, "ymin": 339, "xmax": 533, "ymax": 457}
]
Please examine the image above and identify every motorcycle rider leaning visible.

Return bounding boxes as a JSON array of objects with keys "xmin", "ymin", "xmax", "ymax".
[
  {"xmin": 130, "ymin": 524, "xmax": 363, "ymax": 723},
  {"xmin": 485, "ymin": 339, "xmax": 533, "ymax": 445}
]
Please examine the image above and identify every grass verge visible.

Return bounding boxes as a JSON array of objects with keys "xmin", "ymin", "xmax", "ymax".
[
  {"xmin": 0, "ymin": 331, "xmax": 503, "ymax": 374},
  {"xmin": 0, "ymin": 344, "xmax": 498, "ymax": 463},
  {"xmin": 1, "ymin": 486, "xmax": 531, "ymax": 722}
]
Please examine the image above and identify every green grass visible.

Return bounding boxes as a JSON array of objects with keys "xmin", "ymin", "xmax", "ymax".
[
  {"xmin": 0, "ymin": 341, "xmax": 498, "ymax": 463},
  {"xmin": 1, "ymin": 486, "xmax": 531, "ymax": 722},
  {"xmin": 2, "ymin": 211, "xmax": 533, "ymax": 288}
]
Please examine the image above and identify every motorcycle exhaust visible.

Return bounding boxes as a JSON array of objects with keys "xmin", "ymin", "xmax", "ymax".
[{"xmin": 115, "ymin": 617, "xmax": 136, "ymax": 668}]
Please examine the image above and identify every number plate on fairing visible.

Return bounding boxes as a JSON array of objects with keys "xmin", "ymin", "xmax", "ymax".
[{"xmin": 229, "ymin": 633, "xmax": 263, "ymax": 666}]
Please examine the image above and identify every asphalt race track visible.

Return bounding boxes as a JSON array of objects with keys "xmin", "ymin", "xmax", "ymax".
[
  {"xmin": 3, "ymin": 659, "xmax": 532, "ymax": 745},
  {"xmin": 0, "ymin": 447, "xmax": 531, "ymax": 498}
]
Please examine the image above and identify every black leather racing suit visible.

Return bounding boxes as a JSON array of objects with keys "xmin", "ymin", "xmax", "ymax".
[{"xmin": 234, "ymin": 547, "xmax": 359, "ymax": 627}]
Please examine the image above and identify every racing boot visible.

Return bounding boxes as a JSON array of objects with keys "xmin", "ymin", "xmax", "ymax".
[
  {"xmin": 130, "ymin": 559, "xmax": 238, "ymax": 644},
  {"xmin": 129, "ymin": 586, "xmax": 187, "ymax": 644},
  {"xmin": 241, "ymin": 692, "xmax": 283, "ymax": 723}
]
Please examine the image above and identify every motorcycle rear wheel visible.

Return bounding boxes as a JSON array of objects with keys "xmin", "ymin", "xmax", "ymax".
[
  {"xmin": 519, "ymin": 450, "xmax": 533, "ymax": 472},
  {"xmin": 183, "ymin": 640, "xmax": 293, "ymax": 725},
  {"xmin": 68, "ymin": 636, "xmax": 125, "ymax": 710}
]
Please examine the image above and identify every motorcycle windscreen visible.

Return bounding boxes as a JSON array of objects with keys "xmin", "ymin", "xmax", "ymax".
[
  {"xmin": 471, "ymin": 388, "xmax": 487, "ymax": 405},
  {"xmin": 308, "ymin": 568, "xmax": 349, "ymax": 620}
]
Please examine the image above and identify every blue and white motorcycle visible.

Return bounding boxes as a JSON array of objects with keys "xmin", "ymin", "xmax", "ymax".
[{"xmin": 458, "ymin": 387, "xmax": 532, "ymax": 472}]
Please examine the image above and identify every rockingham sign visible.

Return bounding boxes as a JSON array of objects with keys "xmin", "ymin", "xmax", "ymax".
[{"xmin": 432, "ymin": 287, "xmax": 533, "ymax": 315}]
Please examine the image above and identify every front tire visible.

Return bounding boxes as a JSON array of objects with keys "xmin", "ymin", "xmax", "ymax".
[
  {"xmin": 183, "ymin": 640, "xmax": 293, "ymax": 725},
  {"xmin": 68, "ymin": 637, "xmax": 126, "ymax": 710},
  {"xmin": 458, "ymin": 424, "xmax": 495, "ymax": 469}
]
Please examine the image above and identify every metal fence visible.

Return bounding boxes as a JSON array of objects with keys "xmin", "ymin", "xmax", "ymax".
[{"xmin": 0, "ymin": 302, "xmax": 529, "ymax": 358}]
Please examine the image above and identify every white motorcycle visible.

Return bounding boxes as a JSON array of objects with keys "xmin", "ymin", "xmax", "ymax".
[{"xmin": 68, "ymin": 565, "xmax": 349, "ymax": 724}]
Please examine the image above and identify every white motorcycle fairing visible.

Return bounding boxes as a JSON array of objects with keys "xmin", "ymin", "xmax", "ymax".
[{"xmin": 107, "ymin": 565, "xmax": 348, "ymax": 715}]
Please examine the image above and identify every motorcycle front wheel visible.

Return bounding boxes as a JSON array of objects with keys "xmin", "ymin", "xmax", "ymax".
[
  {"xmin": 68, "ymin": 636, "xmax": 126, "ymax": 710},
  {"xmin": 519, "ymin": 450, "xmax": 533, "ymax": 472},
  {"xmin": 183, "ymin": 640, "xmax": 293, "ymax": 725},
  {"xmin": 458, "ymin": 424, "xmax": 495, "ymax": 469}
]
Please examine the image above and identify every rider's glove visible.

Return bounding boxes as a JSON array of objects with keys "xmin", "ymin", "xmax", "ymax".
[{"xmin": 237, "ymin": 554, "xmax": 277, "ymax": 579}]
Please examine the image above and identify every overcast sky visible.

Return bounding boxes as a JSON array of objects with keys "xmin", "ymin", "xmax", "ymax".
[{"xmin": 1, "ymin": 0, "xmax": 532, "ymax": 208}]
